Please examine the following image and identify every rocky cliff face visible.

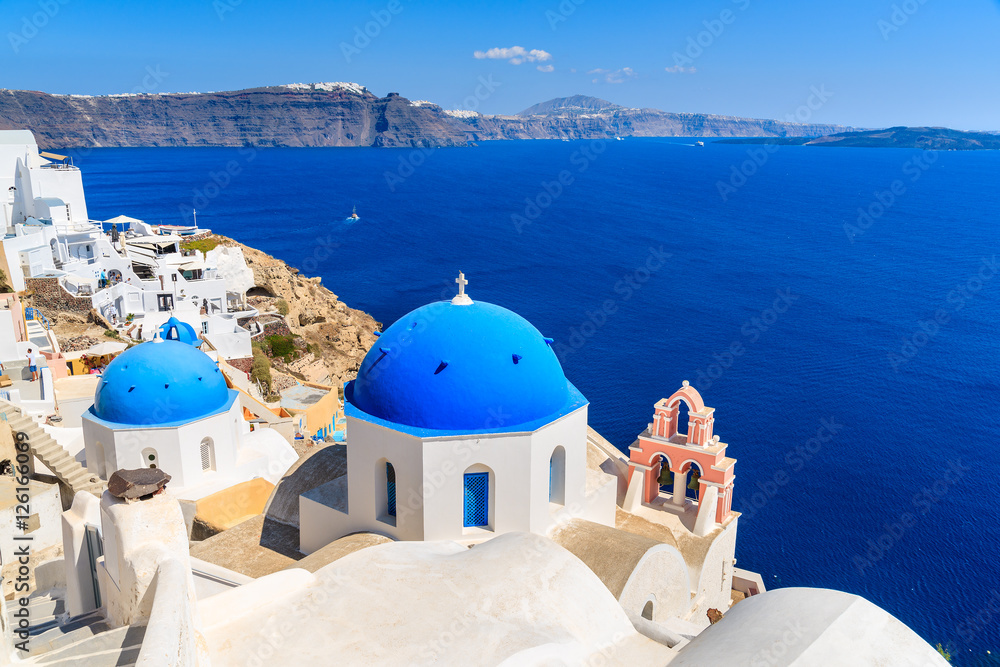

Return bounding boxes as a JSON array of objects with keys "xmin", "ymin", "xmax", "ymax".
[
  {"xmin": 226, "ymin": 236, "xmax": 380, "ymax": 386},
  {"xmin": 2, "ymin": 86, "xmax": 853, "ymax": 148},
  {"xmin": 0, "ymin": 85, "xmax": 468, "ymax": 148},
  {"xmin": 457, "ymin": 100, "xmax": 852, "ymax": 141}
]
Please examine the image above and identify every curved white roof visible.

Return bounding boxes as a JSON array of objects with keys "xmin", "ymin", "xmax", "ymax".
[{"xmin": 671, "ymin": 587, "xmax": 948, "ymax": 666}]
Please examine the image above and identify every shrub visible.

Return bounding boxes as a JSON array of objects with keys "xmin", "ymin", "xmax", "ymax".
[
  {"xmin": 275, "ymin": 299, "xmax": 289, "ymax": 316},
  {"xmin": 104, "ymin": 329, "xmax": 121, "ymax": 339},
  {"xmin": 250, "ymin": 348, "xmax": 272, "ymax": 392},
  {"xmin": 180, "ymin": 237, "xmax": 221, "ymax": 254},
  {"xmin": 267, "ymin": 335, "xmax": 296, "ymax": 360}
]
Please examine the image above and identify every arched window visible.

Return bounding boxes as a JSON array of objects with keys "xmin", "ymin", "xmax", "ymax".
[
  {"xmin": 386, "ymin": 462, "xmax": 396, "ymax": 517},
  {"xmin": 199, "ymin": 438, "xmax": 215, "ymax": 472},
  {"xmin": 463, "ymin": 465, "xmax": 494, "ymax": 529},
  {"xmin": 675, "ymin": 400, "xmax": 690, "ymax": 437},
  {"xmin": 642, "ymin": 600, "xmax": 655, "ymax": 621},
  {"xmin": 549, "ymin": 446, "xmax": 566, "ymax": 505},
  {"xmin": 141, "ymin": 447, "xmax": 158, "ymax": 469}
]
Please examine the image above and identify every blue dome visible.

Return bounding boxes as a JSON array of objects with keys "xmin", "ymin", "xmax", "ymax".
[
  {"xmin": 159, "ymin": 317, "xmax": 202, "ymax": 347},
  {"xmin": 92, "ymin": 339, "xmax": 232, "ymax": 426},
  {"xmin": 348, "ymin": 300, "xmax": 582, "ymax": 431}
]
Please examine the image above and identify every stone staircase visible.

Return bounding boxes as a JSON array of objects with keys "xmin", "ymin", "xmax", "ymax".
[
  {"xmin": 7, "ymin": 593, "xmax": 144, "ymax": 666},
  {"xmin": 0, "ymin": 402, "xmax": 105, "ymax": 497}
]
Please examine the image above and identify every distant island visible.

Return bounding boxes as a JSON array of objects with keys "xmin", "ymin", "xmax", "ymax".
[
  {"xmin": 715, "ymin": 126, "xmax": 1000, "ymax": 150},
  {"xmin": 0, "ymin": 86, "xmax": 851, "ymax": 148}
]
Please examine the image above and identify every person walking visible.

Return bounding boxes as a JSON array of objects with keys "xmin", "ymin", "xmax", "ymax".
[{"xmin": 26, "ymin": 348, "xmax": 39, "ymax": 382}]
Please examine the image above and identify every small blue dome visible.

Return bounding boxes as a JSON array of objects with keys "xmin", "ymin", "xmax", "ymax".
[
  {"xmin": 349, "ymin": 300, "xmax": 580, "ymax": 431},
  {"xmin": 92, "ymin": 339, "xmax": 232, "ymax": 426},
  {"xmin": 159, "ymin": 317, "xmax": 202, "ymax": 347}
]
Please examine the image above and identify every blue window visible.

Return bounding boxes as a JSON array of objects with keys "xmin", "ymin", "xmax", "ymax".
[
  {"xmin": 464, "ymin": 472, "xmax": 489, "ymax": 527},
  {"xmin": 386, "ymin": 462, "xmax": 396, "ymax": 517}
]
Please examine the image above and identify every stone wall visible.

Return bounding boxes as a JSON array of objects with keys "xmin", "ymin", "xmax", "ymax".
[
  {"xmin": 26, "ymin": 277, "xmax": 93, "ymax": 318},
  {"xmin": 259, "ymin": 317, "xmax": 292, "ymax": 339},
  {"xmin": 227, "ymin": 357, "xmax": 253, "ymax": 375}
]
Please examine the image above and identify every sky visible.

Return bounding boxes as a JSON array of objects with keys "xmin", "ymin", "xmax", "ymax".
[{"xmin": 1, "ymin": 0, "xmax": 999, "ymax": 129}]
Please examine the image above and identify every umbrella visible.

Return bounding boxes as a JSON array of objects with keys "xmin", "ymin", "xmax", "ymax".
[{"xmin": 86, "ymin": 341, "xmax": 128, "ymax": 356}]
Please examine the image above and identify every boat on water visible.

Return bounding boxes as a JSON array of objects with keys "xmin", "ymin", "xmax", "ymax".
[
  {"xmin": 347, "ymin": 206, "xmax": 360, "ymax": 221},
  {"xmin": 696, "ymin": 141, "xmax": 705, "ymax": 147}
]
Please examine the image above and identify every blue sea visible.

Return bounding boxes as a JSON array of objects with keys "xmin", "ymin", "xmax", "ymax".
[{"xmin": 67, "ymin": 140, "xmax": 999, "ymax": 664}]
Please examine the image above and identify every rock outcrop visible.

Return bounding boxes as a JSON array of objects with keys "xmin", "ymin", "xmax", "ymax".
[
  {"xmin": 0, "ymin": 85, "xmax": 468, "ymax": 148},
  {"xmin": 221, "ymin": 235, "xmax": 380, "ymax": 386}
]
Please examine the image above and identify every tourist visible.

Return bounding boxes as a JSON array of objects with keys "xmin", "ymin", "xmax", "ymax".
[{"xmin": 26, "ymin": 348, "xmax": 39, "ymax": 381}]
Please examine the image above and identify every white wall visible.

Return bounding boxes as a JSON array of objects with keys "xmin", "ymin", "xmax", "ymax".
[
  {"xmin": 83, "ymin": 401, "xmax": 242, "ymax": 490},
  {"xmin": 0, "ymin": 311, "xmax": 21, "ymax": 362},
  {"xmin": 299, "ymin": 406, "xmax": 609, "ymax": 554},
  {"xmin": 0, "ymin": 480, "xmax": 62, "ymax": 591}
]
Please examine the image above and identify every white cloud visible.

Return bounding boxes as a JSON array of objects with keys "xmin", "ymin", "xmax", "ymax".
[
  {"xmin": 537, "ymin": 64, "xmax": 555, "ymax": 73},
  {"xmin": 588, "ymin": 67, "xmax": 637, "ymax": 84},
  {"xmin": 665, "ymin": 65, "xmax": 697, "ymax": 74},
  {"xmin": 474, "ymin": 46, "xmax": 552, "ymax": 65}
]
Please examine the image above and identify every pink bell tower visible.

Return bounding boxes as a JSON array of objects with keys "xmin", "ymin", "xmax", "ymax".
[{"xmin": 626, "ymin": 382, "xmax": 736, "ymax": 534}]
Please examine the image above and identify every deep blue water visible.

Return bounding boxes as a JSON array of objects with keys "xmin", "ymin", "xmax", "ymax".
[{"xmin": 66, "ymin": 140, "xmax": 998, "ymax": 664}]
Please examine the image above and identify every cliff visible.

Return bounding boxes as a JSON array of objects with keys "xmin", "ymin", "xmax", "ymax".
[
  {"xmin": 453, "ymin": 95, "xmax": 853, "ymax": 140},
  {"xmin": 716, "ymin": 126, "xmax": 1000, "ymax": 150},
  {"xmin": 1, "ymin": 86, "xmax": 854, "ymax": 147},
  {"xmin": 217, "ymin": 235, "xmax": 380, "ymax": 386},
  {"xmin": 0, "ymin": 84, "xmax": 468, "ymax": 148}
]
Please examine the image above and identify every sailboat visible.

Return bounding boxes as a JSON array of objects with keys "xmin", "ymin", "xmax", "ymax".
[{"xmin": 347, "ymin": 205, "xmax": 360, "ymax": 221}]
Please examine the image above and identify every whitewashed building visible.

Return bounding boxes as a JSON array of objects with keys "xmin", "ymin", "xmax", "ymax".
[
  {"xmin": 80, "ymin": 336, "xmax": 294, "ymax": 501},
  {"xmin": 300, "ymin": 276, "xmax": 617, "ymax": 552}
]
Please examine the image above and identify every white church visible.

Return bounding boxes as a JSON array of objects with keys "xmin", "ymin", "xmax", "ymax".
[
  {"xmin": 300, "ymin": 273, "xmax": 615, "ymax": 551},
  {"xmin": 80, "ymin": 331, "xmax": 295, "ymax": 501}
]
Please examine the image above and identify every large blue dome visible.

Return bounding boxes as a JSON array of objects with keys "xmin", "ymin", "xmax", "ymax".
[
  {"xmin": 92, "ymin": 339, "xmax": 233, "ymax": 426},
  {"xmin": 348, "ymin": 300, "xmax": 584, "ymax": 432}
]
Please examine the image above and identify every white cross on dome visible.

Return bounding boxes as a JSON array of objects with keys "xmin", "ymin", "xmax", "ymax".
[{"xmin": 452, "ymin": 271, "xmax": 473, "ymax": 305}]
